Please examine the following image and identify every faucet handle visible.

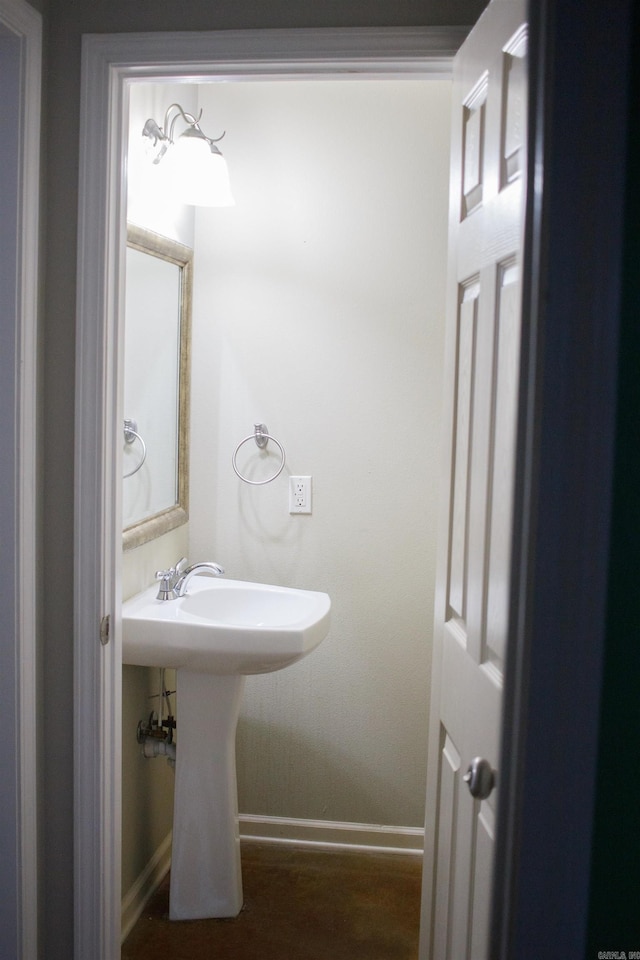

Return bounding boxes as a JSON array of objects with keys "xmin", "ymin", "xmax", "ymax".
[
  {"xmin": 174, "ymin": 557, "xmax": 189, "ymax": 575},
  {"xmin": 155, "ymin": 568, "xmax": 177, "ymax": 601}
]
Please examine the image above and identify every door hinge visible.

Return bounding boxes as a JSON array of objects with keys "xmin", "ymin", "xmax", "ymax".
[{"xmin": 100, "ymin": 614, "xmax": 111, "ymax": 646}]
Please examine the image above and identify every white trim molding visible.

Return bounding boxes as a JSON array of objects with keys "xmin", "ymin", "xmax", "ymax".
[
  {"xmin": 0, "ymin": 1, "xmax": 42, "ymax": 958},
  {"xmin": 76, "ymin": 27, "xmax": 461, "ymax": 958},
  {"xmin": 239, "ymin": 815, "xmax": 424, "ymax": 855},
  {"xmin": 121, "ymin": 832, "xmax": 173, "ymax": 943}
]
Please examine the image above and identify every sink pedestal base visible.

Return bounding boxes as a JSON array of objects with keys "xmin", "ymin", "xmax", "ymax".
[{"xmin": 170, "ymin": 669, "xmax": 246, "ymax": 920}]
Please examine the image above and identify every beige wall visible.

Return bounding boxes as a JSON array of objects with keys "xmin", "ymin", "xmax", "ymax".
[{"xmin": 189, "ymin": 79, "xmax": 451, "ymax": 826}]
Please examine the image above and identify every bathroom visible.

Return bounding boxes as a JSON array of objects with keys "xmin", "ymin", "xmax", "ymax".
[{"xmin": 120, "ymin": 74, "xmax": 452, "ymax": 936}]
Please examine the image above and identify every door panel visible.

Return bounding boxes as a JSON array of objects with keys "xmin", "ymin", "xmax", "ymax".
[
  {"xmin": 469, "ymin": 804, "xmax": 495, "ymax": 956},
  {"xmin": 421, "ymin": 2, "xmax": 527, "ymax": 957},
  {"xmin": 433, "ymin": 732, "xmax": 461, "ymax": 958},
  {"xmin": 448, "ymin": 279, "xmax": 480, "ymax": 626},
  {"xmin": 501, "ymin": 27, "xmax": 527, "ymax": 186},
  {"xmin": 462, "ymin": 79, "xmax": 487, "ymax": 217},
  {"xmin": 486, "ymin": 261, "xmax": 521, "ymax": 667}
]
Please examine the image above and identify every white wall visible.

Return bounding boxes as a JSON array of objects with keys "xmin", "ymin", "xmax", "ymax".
[{"xmin": 189, "ymin": 79, "xmax": 451, "ymax": 827}]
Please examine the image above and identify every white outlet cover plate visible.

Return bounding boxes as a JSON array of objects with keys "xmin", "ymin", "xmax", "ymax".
[{"xmin": 289, "ymin": 476, "xmax": 312, "ymax": 514}]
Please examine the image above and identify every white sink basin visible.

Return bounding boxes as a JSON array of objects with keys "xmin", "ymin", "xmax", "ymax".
[{"xmin": 122, "ymin": 573, "xmax": 331, "ymax": 675}]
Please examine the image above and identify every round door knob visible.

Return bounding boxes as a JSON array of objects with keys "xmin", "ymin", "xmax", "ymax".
[{"xmin": 463, "ymin": 757, "xmax": 495, "ymax": 800}]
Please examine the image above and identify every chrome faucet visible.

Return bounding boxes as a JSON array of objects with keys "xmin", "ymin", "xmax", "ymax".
[
  {"xmin": 174, "ymin": 560, "xmax": 224, "ymax": 596},
  {"xmin": 155, "ymin": 557, "xmax": 224, "ymax": 600}
]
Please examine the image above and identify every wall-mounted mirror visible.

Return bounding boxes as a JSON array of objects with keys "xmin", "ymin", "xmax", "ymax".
[{"xmin": 122, "ymin": 224, "xmax": 192, "ymax": 550}]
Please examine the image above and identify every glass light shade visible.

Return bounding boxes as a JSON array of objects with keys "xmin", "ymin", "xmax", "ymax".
[{"xmin": 169, "ymin": 132, "xmax": 235, "ymax": 207}]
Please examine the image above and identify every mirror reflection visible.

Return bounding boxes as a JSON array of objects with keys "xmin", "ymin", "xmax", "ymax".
[{"xmin": 122, "ymin": 224, "xmax": 192, "ymax": 550}]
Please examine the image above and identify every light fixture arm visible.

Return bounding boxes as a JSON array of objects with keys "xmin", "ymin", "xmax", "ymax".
[
  {"xmin": 142, "ymin": 103, "xmax": 226, "ymax": 165},
  {"xmin": 165, "ymin": 103, "xmax": 226, "ymax": 146}
]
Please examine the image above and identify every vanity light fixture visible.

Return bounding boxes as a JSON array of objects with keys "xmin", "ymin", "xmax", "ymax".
[{"xmin": 142, "ymin": 102, "xmax": 235, "ymax": 207}]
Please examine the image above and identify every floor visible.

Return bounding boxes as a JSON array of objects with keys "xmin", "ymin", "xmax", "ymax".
[{"xmin": 122, "ymin": 841, "xmax": 422, "ymax": 960}]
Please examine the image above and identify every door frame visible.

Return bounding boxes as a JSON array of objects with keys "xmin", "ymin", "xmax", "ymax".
[
  {"xmin": 0, "ymin": 0, "xmax": 41, "ymax": 957},
  {"xmin": 75, "ymin": 26, "xmax": 466, "ymax": 958}
]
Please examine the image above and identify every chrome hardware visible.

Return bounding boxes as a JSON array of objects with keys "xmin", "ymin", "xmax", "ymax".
[
  {"xmin": 155, "ymin": 570, "xmax": 176, "ymax": 601},
  {"xmin": 174, "ymin": 560, "xmax": 224, "ymax": 597},
  {"xmin": 232, "ymin": 423, "xmax": 286, "ymax": 485},
  {"xmin": 254, "ymin": 422, "xmax": 269, "ymax": 449},
  {"xmin": 463, "ymin": 757, "xmax": 495, "ymax": 800},
  {"xmin": 154, "ymin": 557, "xmax": 188, "ymax": 600},
  {"xmin": 155, "ymin": 557, "xmax": 224, "ymax": 600}
]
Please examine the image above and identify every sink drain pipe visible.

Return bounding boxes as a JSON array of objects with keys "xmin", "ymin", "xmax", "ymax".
[{"xmin": 141, "ymin": 737, "xmax": 176, "ymax": 763}]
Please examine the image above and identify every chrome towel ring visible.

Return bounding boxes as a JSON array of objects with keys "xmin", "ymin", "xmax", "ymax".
[
  {"xmin": 123, "ymin": 418, "xmax": 147, "ymax": 478},
  {"xmin": 232, "ymin": 423, "xmax": 286, "ymax": 485}
]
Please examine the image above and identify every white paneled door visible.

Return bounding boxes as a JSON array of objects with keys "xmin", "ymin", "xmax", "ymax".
[{"xmin": 420, "ymin": 1, "xmax": 527, "ymax": 957}]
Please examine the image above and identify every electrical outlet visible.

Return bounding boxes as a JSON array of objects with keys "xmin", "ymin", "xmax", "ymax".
[{"xmin": 289, "ymin": 476, "xmax": 312, "ymax": 514}]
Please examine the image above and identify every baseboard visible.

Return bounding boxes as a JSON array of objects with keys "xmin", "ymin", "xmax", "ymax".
[
  {"xmin": 121, "ymin": 831, "xmax": 172, "ymax": 943},
  {"xmin": 121, "ymin": 816, "xmax": 423, "ymax": 940},
  {"xmin": 239, "ymin": 815, "xmax": 424, "ymax": 855}
]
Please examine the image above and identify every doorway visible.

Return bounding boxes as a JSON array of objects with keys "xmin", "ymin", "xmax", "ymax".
[
  {"xmin": 121, "ymin": 73, "xmax": 451, "ymax": 932},
  {"xmin": 74, "ymin": 26, "xmax": 476, "ymax": 959}
]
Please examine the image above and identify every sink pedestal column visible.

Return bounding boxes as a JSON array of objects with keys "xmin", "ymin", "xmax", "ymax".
[{"xmin": 170, "ymin": 669, "xmax": 246, "ymax": 920}]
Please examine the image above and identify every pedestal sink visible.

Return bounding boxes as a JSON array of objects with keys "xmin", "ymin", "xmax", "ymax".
[{"xmin": 121, "ymin": 573, "xmax": 331, "ymax": 921}]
